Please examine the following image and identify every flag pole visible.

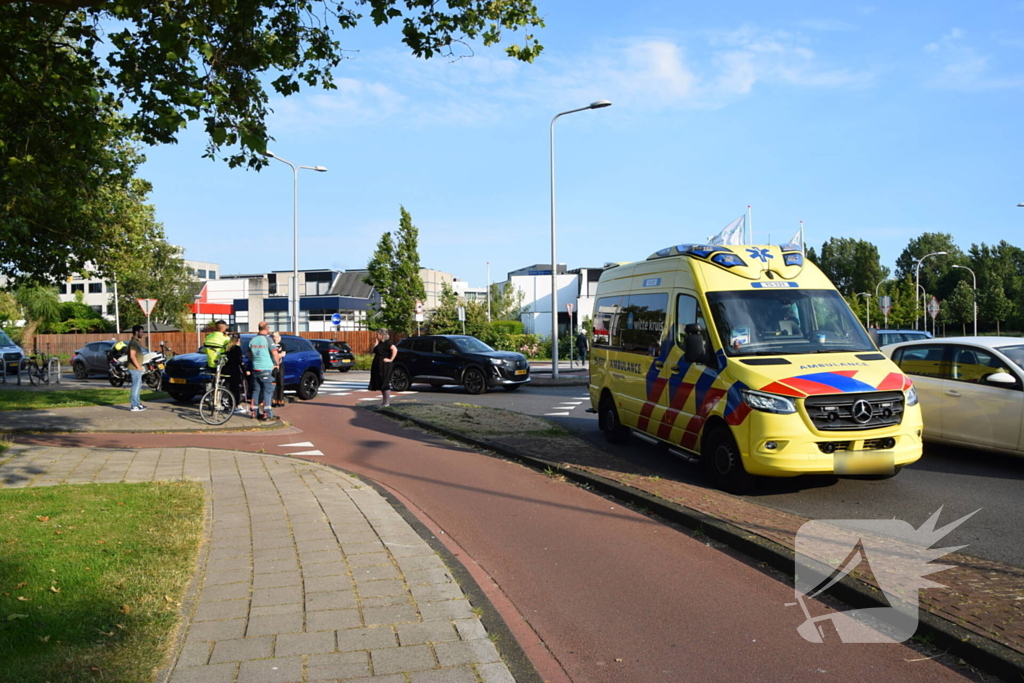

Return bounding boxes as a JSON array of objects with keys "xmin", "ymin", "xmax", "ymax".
[{"xmin": 747, "ymin": 205, "xmax": 753, "ymax": 244}]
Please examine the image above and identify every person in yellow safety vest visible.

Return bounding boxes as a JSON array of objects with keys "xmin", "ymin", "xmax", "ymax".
[{"xmin": 203, "ymin": 320, "xmax": 235, "ymax": 368}]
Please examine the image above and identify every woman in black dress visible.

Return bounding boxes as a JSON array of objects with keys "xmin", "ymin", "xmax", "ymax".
[
  {"xmin": 224, "ymin": 334, "xmax": 250, "ymax": 416},
  {"xmin": 369, "ymin": 329, "xmax": 398, "ymax": 407}
]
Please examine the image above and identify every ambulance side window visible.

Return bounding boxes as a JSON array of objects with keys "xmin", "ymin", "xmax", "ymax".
[
  {"xmin": 675, "ymin": 294, "xmax": 711, "ymax": 352},
  {"xmin": 620, "ymin": 292, "xmax": 668, "ymax": 356},
  {"xmin": 592, "ymin": 296, "xmax": 623, "ymax": 348}
]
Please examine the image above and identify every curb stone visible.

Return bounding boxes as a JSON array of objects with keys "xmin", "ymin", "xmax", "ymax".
[{"xmin": 378, "ymin": 407, "xmax": 1024, "ymax": 683}]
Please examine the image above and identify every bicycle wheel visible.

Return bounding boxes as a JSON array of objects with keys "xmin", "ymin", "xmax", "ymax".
[
  {"xmin": 48, "ymin": 358, "xmax": 61, "ymax": 385},
  {"xmin": 199, "ymin": 386, "xmax": 235, "ymax": 425},
  {"xmin": 28, "ymin": 359, "xmax": 43, "ymax": 386}
]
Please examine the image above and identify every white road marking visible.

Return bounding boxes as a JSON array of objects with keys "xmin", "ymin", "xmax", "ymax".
[
  {"xmin": 279, "ymin": 441, "xmax": 314, "ymax": 448},
  {"xmin": 357, "ymin": 397, "xmax": 381, "ymax": 402},
  {"xmin": 289, "ymin": 449, "xmax": 325, "ymax": 456},
  {"xmin": 545, "ymin": 412, "xmax": 570, "ymax": 416}
]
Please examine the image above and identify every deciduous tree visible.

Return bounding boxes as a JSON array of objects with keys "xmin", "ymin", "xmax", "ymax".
[
  {"xmin": 816, "ymin": 238, "xmax": 889, "ymax": 297},
  {"xmin": 364, "ymin": 207, "xmax": 427, "ymax": 336}
]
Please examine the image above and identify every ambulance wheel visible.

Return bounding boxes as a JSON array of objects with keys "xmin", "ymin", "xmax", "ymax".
[
  {"xmin": 703, "ymin": 427, "xmax": 755, "ymax": 494},
  {"xmin": 600, "ymin": 396, "xmax": 630, "ymax": 444}
]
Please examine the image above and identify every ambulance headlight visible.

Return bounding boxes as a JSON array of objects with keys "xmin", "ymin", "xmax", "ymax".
[
  {"xmin": 740, "ymin": 389, "xmax": 796, "ymax": 414},
  {"xmin": 905, "ymin": 385, "xmax": 918, "ymax": 407}
]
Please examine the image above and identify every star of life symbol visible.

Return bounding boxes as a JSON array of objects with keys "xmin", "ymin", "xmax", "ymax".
[
  {"xmin": 789, "ymin": 507, "xmax": 978, "ymax": 643},
  {"xmin": 746, "ymin": 247, "xmax": 773, "ymax": 262}
]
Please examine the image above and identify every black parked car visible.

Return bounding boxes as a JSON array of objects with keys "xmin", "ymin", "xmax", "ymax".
[
  {"xmin": 309, "ymin": 339, "xmax": 356, "ymax": 372},
  {"xmin": 390, "ymin": 335, "xmax": 530, "ymax": 394}
]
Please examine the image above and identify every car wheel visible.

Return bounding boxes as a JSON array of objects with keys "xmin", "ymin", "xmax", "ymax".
[
  {"xmin": 702, "ymin": 427, "xmax": 755, "ymax": 494},
  {"xmin": 502, "ymin": 384, "xmax": 521, "ymax": 392},
  {"xmin": 73, "ymin": 362, "xmax": 89, "ymax": 380},
  {"xmin": 168, "ymin": 391, "xmax": 196, "ymax": 404},
  {"xmin": 600, "ymin": 395, "xmax": 630, "ymax": 444},
  {"xmin": 390, "ymin": 366, "xmax": 411, "ymax": 392},
  {"xmin": 463, "ymin": 367, "xmax": 486, "ymax": 395},
  {"xmin": 297, "ymin": 370, "xmax": 320, "ymax": 400}
]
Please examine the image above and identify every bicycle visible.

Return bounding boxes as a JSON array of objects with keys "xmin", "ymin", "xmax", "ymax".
[
  {"xmin": 18, "ymin": 352, "xmax": 61, "ymax": 386},
  {"xmin": 199, "ymin": 357, "xmax": 236, "ymax": 425}
]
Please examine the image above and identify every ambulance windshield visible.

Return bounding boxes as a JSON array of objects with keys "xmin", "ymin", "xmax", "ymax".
[{"xmin": 705, "ymin": 289, "xmax": 874, "ymax": 357}]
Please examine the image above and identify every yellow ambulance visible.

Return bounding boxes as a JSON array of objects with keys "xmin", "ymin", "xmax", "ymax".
[{"xmin": 588, "ymin": 243, "xmax": 923, "ymax": 492}]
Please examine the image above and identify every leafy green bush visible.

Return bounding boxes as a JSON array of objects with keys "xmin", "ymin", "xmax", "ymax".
[
  {"xmin": 490, "ymin": 320, "xmax": 524, "ymax": 336},
  {"xmin": 354, "ymin": 354, "xmax": 374, "ymax": 370},
  {"xmin": 537, "ymin": 334, "xmax": 575, "ymax": 360}
]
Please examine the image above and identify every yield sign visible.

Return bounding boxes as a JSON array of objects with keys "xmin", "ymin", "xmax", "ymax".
[{"xmin": 137, "ymin": 298, "xmax": 158, "ymax": 316}]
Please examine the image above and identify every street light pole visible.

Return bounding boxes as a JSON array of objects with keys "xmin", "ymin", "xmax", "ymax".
[
  {"xmin": 857, "ymin": 293, "xmax": 871, "ymax": 328},
  {"xmin": 263, "ymin": 152, "xmax": 327, "ymax": 336},
  {"xmin": 873, "ymin": 278, "xmax": 891, "ymax": 328},
  {"xmin": 914, "ymin": 251, "xmax": 947, "ymax": 331},
  {"xmin": 952, "ymin": 264, "xmax": 977, "ymax": 336},
  {"xmin": 549, "ymin": 100, "xmax": 611, "ymax": 379}
]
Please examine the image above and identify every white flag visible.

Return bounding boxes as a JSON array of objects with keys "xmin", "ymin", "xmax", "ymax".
[
  {"xmin": 784, "ymin": 229, "xmax": 802, "ymax": 250},
  {"xmin": 707, "ymin": 216, "xmax": 746, "ymax": 245}
]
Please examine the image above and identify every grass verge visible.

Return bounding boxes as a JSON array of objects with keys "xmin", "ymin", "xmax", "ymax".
[
  {"xmin": 0, "ymin": 389, "xmax": 169, "ymax": 411},
  {"xmin": 0, "ymin": 481, "xmax": 205, "ymax": 683}
]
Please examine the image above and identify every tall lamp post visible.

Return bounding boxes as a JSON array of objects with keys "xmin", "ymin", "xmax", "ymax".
[
  {"xmin": 263, "ymin": 151, "xmax": 328, "ymax": 336},
  {"xmin": 952, "ymin": 264, "xmax": 977, "ymax": 336},
  {"xmin": 856, "ymin": 292, "xmax": 871, "ymax": 328},
  {"xmin": 914, "ymin": 251, "xmax": 947, "ymax": 331},
  {"xmin": 549, "ymin": 100, "xmax": 611, "ymax": 379}
]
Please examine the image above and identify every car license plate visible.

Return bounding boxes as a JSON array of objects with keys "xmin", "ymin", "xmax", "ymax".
[
  {"xmin": 157, "ymin": 363, "xmax": 165, "ymax": 370},
  {"xmin": 515, "ymin": 369, "xmax": 528, "ymax": 375},
  {"xmin": 170, "ymin": 377, "xmax": 186, "ymax": 384},
  {"xmin": 341, "ymin": 359, "xmax": 352, "ymax": 363}
]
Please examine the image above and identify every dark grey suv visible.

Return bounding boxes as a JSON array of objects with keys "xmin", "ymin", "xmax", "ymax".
[
  {"xmin": 390, "ymin": 335, "xmax": 530, "ymax": 394},
  {"xmin": 71, "ymin": 340, "xmax": 116, "ymax": 378}
]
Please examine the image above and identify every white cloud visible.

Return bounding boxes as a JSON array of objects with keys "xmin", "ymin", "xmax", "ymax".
[
  {"xmin": 266, "ymin": 26, "xmax": 874, "ymax": 127},
  {"xmin": 925, "ymin": 29, "xmax": 1024, "ymax": 89}
]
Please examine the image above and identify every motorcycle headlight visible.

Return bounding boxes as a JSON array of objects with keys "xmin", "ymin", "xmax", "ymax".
[
  {"xmin": 740, "ymin": 389, "xmax": 797, "ymax": 414},
  {"xmin": 905, "ymin": 384, "xmax": 918, "ymax": 407}
]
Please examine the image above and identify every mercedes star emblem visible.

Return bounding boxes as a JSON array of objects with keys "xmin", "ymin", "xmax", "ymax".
[{"xmin": 851, "ymin": 399, "xmax": 873, "ymax": 423}]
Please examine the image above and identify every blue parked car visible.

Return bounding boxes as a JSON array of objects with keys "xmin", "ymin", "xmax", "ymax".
[{"xmin": 162, "ymin": 334, "xmax": 324, "ymax": 403}]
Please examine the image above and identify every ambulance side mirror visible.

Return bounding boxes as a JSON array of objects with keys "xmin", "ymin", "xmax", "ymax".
[{"xmin": 683, "ymin": 324, "xmax": 709, "ymax": 365}]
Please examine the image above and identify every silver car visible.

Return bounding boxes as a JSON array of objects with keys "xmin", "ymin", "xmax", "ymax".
[
  {"xmin": 1, "ymin": 329, "xmax": 25, "ymax": 376},
  {"xmin": 882, "ymin": 336, "xmax": 1024, "ymax": 457}
]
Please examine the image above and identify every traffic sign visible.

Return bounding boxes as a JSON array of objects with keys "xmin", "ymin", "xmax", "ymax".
[
  {"xmin": 457, "ymin": 306, "xmax": 466, "ymax": 322},
  {"xmin": 331, "ymin": 312, "xmax": 342, "ymax": 326},
  {"xmin": 878, "ymin": 295, "xmax": 892, "ymax": 316},
  {"xmin": 566, "ymin": 303, "xmax": 574, "ymax": 315},
  {"xmin": 137, "ymin": 298, "xmax": 158, "ymax": 316},
  {"xmin": 927, "ymin": 296, "xmax": 940, "ymax": 320}
]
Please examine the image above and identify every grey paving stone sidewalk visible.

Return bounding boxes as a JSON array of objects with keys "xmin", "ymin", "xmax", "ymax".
[
  {"xmin": 0, "ymin": 445, "xmax": 514, "ymax": 683},
  {"xmin": 0, "ymin": 399, "xmax": 287, "ymax": 433}
]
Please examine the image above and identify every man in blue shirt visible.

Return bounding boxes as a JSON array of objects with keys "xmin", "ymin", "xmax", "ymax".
[{"xmin": 249, "ymin": 321, "xmax": 279, "ymax": 421}]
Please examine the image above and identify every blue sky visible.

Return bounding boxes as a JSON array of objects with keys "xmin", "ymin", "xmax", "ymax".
[{"xmin": 140, "ymin": 0, "xmax": 1024, "ymax": 288}]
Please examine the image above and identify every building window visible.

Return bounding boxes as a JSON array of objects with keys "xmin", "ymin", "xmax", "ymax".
[
  {"xmin": 57, "ymin": 283, "xmax": 67, "ymax": 294},
  {"xmin": 268, "ymin": 274, "xmax": 277, "ymax": 295},
  {"xmin": 71, "ymin": 283, "xmax": 85, "ymax": 293},
  {"xmin": 89, "ymin": 282, "xmax": 103, "ymax": 293},
  {"xmin": 197, "ymin": 269, "xmax": 207, "ymax": 278},
  {"xmin": 209, "ymin": 271, "xmax": 217, "ymax": 280},
  {"xmin": 305, "ymin": 272, "xmax": 332, "ymax": 296},
  {"xmin": 107, "ymin": 304, "xmax": 115, "ymax": 315}
]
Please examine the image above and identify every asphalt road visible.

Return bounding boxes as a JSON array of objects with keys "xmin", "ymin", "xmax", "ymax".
[
  {"xmin": 396, "ymin": 375, "xmax": 1024, "ymax": 570},
  {"xmin": 12, "ymin": 376, "xmax": 984, "ymax": 682}
]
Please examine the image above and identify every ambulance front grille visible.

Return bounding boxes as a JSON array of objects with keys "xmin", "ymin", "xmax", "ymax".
[{"xmin": 803, "ymin": 391, "xmax": 904, "ymax": 432}]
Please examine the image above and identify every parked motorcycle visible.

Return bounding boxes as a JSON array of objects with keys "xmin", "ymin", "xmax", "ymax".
[{"xmin": 107, "ymin": 344, "xmax": 166, "ymax": 390}]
